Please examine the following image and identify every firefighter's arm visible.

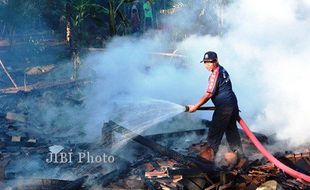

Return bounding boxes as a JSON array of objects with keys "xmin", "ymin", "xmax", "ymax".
[{"xmin": 188, "ymin": 92, "xmax": 213, "ymax": 112}]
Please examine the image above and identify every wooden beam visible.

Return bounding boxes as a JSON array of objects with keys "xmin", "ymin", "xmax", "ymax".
[{"xmin": 0, "ymin": 78, "xmax": 91, "ymax": 94}]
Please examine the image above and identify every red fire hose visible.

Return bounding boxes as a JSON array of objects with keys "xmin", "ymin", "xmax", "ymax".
[
  {"xmin": 191, "ymin": 106, "xmax": 310, "ymax": 183},
  {"xmin": 237, "ymin": 117, "xmax": 310, "ymax": 183}
]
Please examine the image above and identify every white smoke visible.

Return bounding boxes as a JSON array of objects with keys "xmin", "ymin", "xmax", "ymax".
[
  {"xmin": 225, "ymin": 0, "xmax": 310, "ymax": 146},
  {"xmin": 82, "ymin": 0, "xmax": 310, "ymax": 147}
]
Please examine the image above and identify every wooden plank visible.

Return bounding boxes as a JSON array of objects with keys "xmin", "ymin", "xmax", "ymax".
[{"xmin": 0, "ymin": 78, "xmax": 91, "ymax": 94}]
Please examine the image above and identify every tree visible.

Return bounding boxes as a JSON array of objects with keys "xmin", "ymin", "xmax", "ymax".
[{"xmin": 102, "ymin": 0, "xmax": 135, "ymax": 36}]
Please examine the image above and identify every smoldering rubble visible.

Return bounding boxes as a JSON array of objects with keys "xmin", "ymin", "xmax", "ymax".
[{"xmin": 0, "ymin": 78, "xmax": 309, "ymax": 189}]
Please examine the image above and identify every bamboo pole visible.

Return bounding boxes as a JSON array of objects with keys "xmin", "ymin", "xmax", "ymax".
[{"xmin": 0, "ymin": 59, "xmax": 18, "ymax": 88}]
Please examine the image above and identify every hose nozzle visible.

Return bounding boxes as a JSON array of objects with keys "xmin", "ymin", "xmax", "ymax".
[
  {"xmin": 184, "ymin": 105, "xmax": 189, "ymax": 112},
  {"xmin": 184, "ymin": 106, "xmax": 216, "ymax": 112}
]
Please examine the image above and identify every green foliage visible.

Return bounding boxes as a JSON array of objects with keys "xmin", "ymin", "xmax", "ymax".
[
  {"xmin": 66, "ymin": 0, "xmax": 135, "ymax": 45},
  {"xmin": 0, "ymin": 0, "xmax": 191, "ymax": 44},
  {"xmin": 68, "ymin": 0, "xmax": 104, "ymax": 46},
  {"xmin": 101, "ymin": 0, "xmax": 135, "ymax": 36},
  {"xmin": 41, "ymin": 1, "xmax": 66, "ymax": 31}
]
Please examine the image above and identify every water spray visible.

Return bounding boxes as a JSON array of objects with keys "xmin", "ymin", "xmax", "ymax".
[{"xmin": 185, "ymin": 106, "xmax": 310, "ymax": 183}]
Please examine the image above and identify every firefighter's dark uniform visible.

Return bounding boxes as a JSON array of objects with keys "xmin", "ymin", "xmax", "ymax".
[{"xmin": 206, "ymin": 65, "xmax": 243, "ymax": 155}]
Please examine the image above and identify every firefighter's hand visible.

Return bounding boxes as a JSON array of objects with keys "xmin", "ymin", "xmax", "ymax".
[{"xmin": 187, "ymin": 105, "xmax": 198, "ymax": 113}]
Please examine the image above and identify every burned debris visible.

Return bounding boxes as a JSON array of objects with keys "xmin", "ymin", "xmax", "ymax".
[
  {"xmin": 0, "ymin": 95, "xmax": 310, "ymax": 190},
  {"xmin": 99, "ymin": 121, "xmax": 310, "ymax": 190}
]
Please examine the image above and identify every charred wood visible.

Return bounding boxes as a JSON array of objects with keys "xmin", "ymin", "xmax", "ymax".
[
  {"xmin": 105, "ymin": 121, "xmax": 219, "ymax": 175},
  {"xmin": 60, "ymin": 176, "xmax": 88, "ymax": 190},
  {"xmin": 92, "ymin": 156, "xmax": 132, "ymax": 187}
]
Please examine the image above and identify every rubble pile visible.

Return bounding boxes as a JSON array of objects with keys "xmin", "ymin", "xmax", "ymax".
[
  {"xmin": 101, "ymin": 121, "xmax": 310, "ymax": 190},
  {"xmin": 0, "ymin": 90, "xmax": 309, "ymax": 190}
]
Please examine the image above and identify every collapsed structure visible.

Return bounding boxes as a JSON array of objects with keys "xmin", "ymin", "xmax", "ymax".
[{"xmin": 1, "ymin": 106, "xmax": 309, "ymax": 190}]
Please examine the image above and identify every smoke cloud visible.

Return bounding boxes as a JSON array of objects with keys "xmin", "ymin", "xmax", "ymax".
[{"xmin": 82, "ymin": 0, "xmax": 310, "ymax": 148}]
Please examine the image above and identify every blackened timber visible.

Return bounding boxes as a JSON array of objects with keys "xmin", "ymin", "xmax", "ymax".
[
  {"xmin": 97, "ymin": 158, "xmax": 132, "ymax": 187},
  {"xmin": 60, "ymin": 176, "xmax": 88, "ymax": 190},
  {"xmin": 0, "ymin": 156, "xmax": 5, "ymax": 181},
  {"xmin": 10, "ymin": 178, "xmax": 75, "ymax": 189},
  {"xmin": 102, "ymin": 122, "xmax": 114, "ymax": 149},
  {"xmin": 107, "ymin": 121, "xmax": 218, "ymax": 174},
  {"xmin": 144, "ymin": 178, "xmax": 157, "ymax": 190},
  {"xmin": 99, "ymin": 168, "xmax": 131, "ymax": 187},
  {"xmin": 276, "ymin": 155, "xmax": 310, "ymax": 175},
  {"xmin": 167, "ymin": 168, "xmax": 206, "ymax": 177},
  {"xmin": 144, "ymin": 128, "xmax": 206, "ymax": 142}
]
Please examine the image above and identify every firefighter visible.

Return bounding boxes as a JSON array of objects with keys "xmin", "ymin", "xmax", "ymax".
[{"xmin": 187, "ymin": 51, "xmax": 244, "ymax": 162}]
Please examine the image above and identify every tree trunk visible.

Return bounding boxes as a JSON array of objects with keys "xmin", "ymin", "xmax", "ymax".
[
  {"xmin": 65, "ymin": 1, "xmax": 73, "ymax": 48},
  {"xmin": 108, "ymin": 0, "xmax": 116, "ymax": 36}
]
